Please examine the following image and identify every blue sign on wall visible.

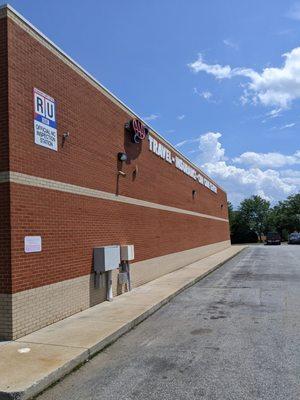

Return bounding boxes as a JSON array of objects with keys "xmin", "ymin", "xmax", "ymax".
[{"xmin": 33, "ymin": 88, "xmax": 57, "ymax": 151}]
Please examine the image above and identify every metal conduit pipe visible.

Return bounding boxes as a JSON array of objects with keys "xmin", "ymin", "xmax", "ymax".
[
  {"xmin": 126, "ymin": 261, "xmax": 132, "ymax": 291},
  {"xmin": 106, "ymin": 270, "xmax": 113, "ymax": 301}
]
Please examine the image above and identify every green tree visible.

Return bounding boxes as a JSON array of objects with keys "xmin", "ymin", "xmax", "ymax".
[
  {"xmin": 228, "ymin": 193, "xmax": 300, "ymax": 243},
  {"xmin": 270, "ymin": 194, "xmax": 300, "ymax": 236},
  {"xmin": 227, "ymin": 201, "xmax": 235, "ymax": 235},
  {"xmin": 285, "ymin": 193, "xmax": 300, "ymax": 231},
  {"xmin": 228, "ymin": 201, "xmax": 258, "ymax": 244},
  {"xmin": 239, "ymin": 195, "xmax": 270, "ymax": 242}
]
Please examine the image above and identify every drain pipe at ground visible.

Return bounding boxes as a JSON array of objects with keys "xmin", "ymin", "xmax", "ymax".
[{"xmin": 106, "ymin": 270, "xmax": 113, "ymax": 301}]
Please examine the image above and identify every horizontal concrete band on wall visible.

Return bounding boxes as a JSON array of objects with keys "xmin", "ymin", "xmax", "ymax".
[
  {"xmin": 0, "ymin": 171, "xmax": 228, "ymax": 222},
  {"xmin": 0, "ymin": 240, "xmax": 230, "ymax": 340}
]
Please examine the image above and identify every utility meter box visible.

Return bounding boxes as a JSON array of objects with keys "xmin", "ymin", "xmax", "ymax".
[
  {"xmin": 93, "ymin": 245, "xmax": 121, "ymax": 272},
  {"xmin": 120, "ymin": 245, "xmax": 135, "ymax": 261}
]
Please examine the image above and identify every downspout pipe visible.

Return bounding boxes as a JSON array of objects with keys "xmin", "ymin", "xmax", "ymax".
[{"xmin": 106, "ymin": 270, "xmax": 113, "ymax": 301}]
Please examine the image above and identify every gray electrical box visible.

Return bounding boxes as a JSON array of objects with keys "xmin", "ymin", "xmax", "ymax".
[
  {"xmin": 93, "ymin": 245, "xmax": 121, "ymax": 273},
  {"xmin": 120, "ymin": 245, "xmax": 135, "ymax": 261}
]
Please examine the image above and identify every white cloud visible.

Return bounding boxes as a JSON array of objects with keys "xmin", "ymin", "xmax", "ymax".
[
  {"xmin": 201, "ymin": 91, "xmax": 212, "ymax": 99},
  {"xmin": 175, "ymin": 139, "xmax": 192, "ymax": 148},
  {"xmin": 188, "ymin": 54, "xmax": 233, "ymax": 79},
  {"xmin": 195, "ymin": 132, "xmax": 226, "ymax": 164},
  {"xmin": 188, "ymin": 47, "xmax": 300, "ymax": 109},
  {"xmin": 177, "ymin": 131, "xmax": 299, "ymax": 205},
  {"xmin": 203, "ymin": 161, "xmax": 295, "ymax": 203},
  {"xmin": 286, "ymin": 2, "xmax": 300, "ymax": 20},
  {"xmin": 177, "ymin": 114, "xmax": 185, "ymax": 120},
  {"xmin": 280, "ymin": 122, "xmax": 295, "ymax": 129},
  {"xmin": 233, "ymin": 150, "xmax": 300, "ymax": 168},
  {"xmin": 261, "ymin": 108, "xmax": 283, "ymax": 123},
  {"xmin": 281, "ymin": 169, "xmax": 300, "ymax": 177},
  {"xmin": 280, "ymin": 169, "xmax": 300, "ymax": 187},
  {"xmin": 175, "ymin": 132, "xmax": 226, "ymax": 165},
  {"xmin": 193, "ymin": 87, "xmax": 215, "ymax": 102},
  {"xmin": 175, "ymin": 137, "xmax": 200, "ymax": 148},
  {"xmin": 223, "ymin": 38, "xmax": 239, "ymax": 50},
  {"xmin": 142, "ymin": 114, "xmax": 159, "ymax": 121},
  {"xmin": 265, "ymin": 109, "xmax": 282, "ymax": 119}
]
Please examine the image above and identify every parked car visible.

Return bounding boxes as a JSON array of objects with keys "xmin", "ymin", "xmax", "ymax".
[
  {"xmin": 265, "ymin": 232, "xmax": 281, "ymax": 245},
  {"xmin": 288, "ymin": 232, "xmax": 300, "ymax": 244}
]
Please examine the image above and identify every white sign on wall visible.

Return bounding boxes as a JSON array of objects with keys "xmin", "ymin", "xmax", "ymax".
[
  {"xmin": 33, "ymin": 88, "xmax": 57, "ymax": 151},
  {"xmin": 24, "ymin": 236, "xmax": 42, "ymax": 253},
  {"xmin": 148, "ymin": 135, "xmax": 217, "ymax": 193}
]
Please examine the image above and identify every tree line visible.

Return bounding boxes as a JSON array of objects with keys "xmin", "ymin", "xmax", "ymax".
[{"xmin": 228, "ymin": 193, "xmax": 300, "ymax": 243}]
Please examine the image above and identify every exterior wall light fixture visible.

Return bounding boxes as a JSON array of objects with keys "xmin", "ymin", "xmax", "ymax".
[
  {"xmin": 62, "ymin": 132, "xmax": 70, "ymax": 147},
  {"xmin": 118, "ymin": 152, "xmax": 127, "ymax": 162}
]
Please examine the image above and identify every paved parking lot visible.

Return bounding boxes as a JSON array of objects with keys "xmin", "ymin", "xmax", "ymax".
[{"xmin": 38, "ymin": 245, "xmax": 300, "ymax": 400}]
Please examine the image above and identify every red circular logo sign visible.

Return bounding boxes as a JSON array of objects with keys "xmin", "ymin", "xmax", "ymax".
[{"xmin": 127, "ymin": 119, "xmax": 149, "ymax": 143}]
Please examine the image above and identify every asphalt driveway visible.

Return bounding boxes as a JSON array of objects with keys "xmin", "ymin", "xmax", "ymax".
[{"xmin": 38, "ymin": 245, "xmax": 300, "ymax": 400}]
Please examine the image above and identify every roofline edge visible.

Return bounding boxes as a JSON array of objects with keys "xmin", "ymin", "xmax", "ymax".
[{"xmin": 0, "ymin": 3, "xmax": 226, "ymax": 193}]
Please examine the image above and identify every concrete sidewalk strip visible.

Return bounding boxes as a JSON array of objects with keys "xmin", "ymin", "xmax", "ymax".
[{"xmin": 0, "ymin": 245, "xmax": 246, "ymax": 400}]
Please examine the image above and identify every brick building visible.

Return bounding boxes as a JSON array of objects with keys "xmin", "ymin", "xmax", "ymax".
[{"xmin": 0, "ymin": 5, "xmax": 230, "ymax": 340}]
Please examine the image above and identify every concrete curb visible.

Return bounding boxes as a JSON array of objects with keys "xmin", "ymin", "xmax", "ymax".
[
  {"xmin": 0, "ymin": 246, "xmax": 246, "ymax": 400},
  {"xmin": 0, "ymin": 351, "xmax": 90, "ymax": 400}
]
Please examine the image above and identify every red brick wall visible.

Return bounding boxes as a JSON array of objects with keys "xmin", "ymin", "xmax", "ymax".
[
  {"xmin": 0, "ymin": 17, "xmax": 8, "ymax": 172},
  {"xmin": 7, "ymin": 18, "xmax": 228, "ymax": 220},
  {"xmin": 10, "ymin": 184, "xmax": 229, "ymax": 293},
  {"xmin": 4, "ymin": 17, "xmax": 230, "ymax": 294},
  {"xmin": 0, "ymin": 184, "xmax": 11, "ymax": 294},
  {"xmin": 0, "ymin": 18, "xmax": 11, "ymax": 294}
]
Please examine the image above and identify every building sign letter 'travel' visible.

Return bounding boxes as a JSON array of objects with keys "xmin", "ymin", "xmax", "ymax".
[{"xmin": 148, "ymin": 135, "xmax": 217, "ymax": 194}]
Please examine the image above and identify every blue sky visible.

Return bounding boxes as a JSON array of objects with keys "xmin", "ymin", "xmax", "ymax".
[{"xmin": 3, "ymin": 0, "xmax": 300, "ymax": 205}]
